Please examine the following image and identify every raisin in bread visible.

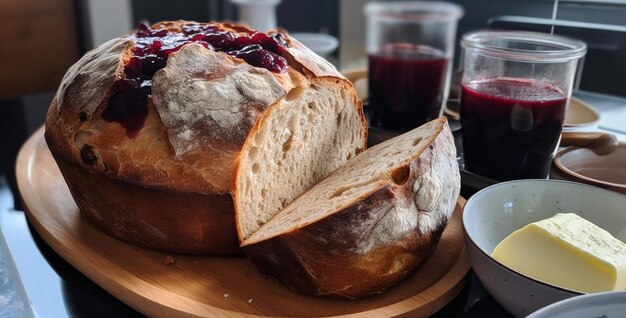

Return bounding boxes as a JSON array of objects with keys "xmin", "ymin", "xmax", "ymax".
[
  {"xmin": 45, "ymin": 21, "xmax": 367, "ymax": 255},
  {"xmin": 240, "ymin": 117, "xmax": 460, "ymax": 298}
]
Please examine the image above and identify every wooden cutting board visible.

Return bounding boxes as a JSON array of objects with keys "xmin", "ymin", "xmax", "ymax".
[{"xmin": 16, "ymin": 127, "xmax": 470, "ymax": 318}]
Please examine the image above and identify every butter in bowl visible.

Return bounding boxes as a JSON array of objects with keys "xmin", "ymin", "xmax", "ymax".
[
  {"xmin": 492, "ymin": 213, "xmax": 626, "ymax": 293},
  {"xmin": 462, "ymin": 180, "xmax": 626, "ymax": 317}
]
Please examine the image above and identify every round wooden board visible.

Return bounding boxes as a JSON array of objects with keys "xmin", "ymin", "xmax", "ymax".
[{"xmin": 17, "ymin": 127, "xmax": 470, "ymax": 318}]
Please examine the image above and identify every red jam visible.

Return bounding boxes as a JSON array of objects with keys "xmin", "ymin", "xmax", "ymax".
[{"xmin": 103, "ymin": 22, "xmax": 290, "ymax": 137}]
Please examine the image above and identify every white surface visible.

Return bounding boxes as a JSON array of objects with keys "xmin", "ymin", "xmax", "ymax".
[
  {"xmin": 527, "ymin": 291, "xmax": 626, "ymax": 318},
  {"xmin": 569, "ymin": 91, "xmax": 626, "ymax": 142},
  {"xmin": 0, "ymin": 228, "xmax": 34, "ymax": 318},
  {"xmin": 463, "ymin": 180, "xmax": 626, "ymax": 317},
  {"xmin": 0, "ymin": 181, "xmax": 66, "ymax": 318},
  {"xmin": 598, "ymin": 108, "xmax": 626, "ymax": 135},
  {"xmin": 616, "ymin": 226, "xmax": 626, "ymax": 243},
  {"xmin": 0, "ymin": 180, "xmax": 35, "ymax": 318},
  {"xmin": 291, "ymin": 33, "xmax": 339, "ymax": 57},
  {"xmin": 86, "ymin": 0, "xmax": 133, "ymax": 46},
  {"xmin": 230, "ymin": 0, "xmax": 281, "ymax": 31},
  {"xmin": 339, "ymin": 0, "xmax": 368, "ymax": 70}
]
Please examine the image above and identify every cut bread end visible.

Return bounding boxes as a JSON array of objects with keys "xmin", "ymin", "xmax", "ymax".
[
  {"xmin": 235, "ymin": 82, "xmax": 366, "ymax": 241},
  {"xmin": 242, "ymin": 117, "xmax": 455, "ymax": 246},
  {"xmin": 239, "ymin": 117, "xmax": 460, "ymax": 298}
]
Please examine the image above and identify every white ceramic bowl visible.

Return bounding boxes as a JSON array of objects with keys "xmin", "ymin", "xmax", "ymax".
[
  {"xmin": 290, "ymin": 33, "xmax": 338, "ymax": 58},
  {"xmin": 527, "ymin": 291, "xmax": 626, "ymax": 318},
  {"xmin": 463, "ymin": 179, "xmax": 626, "ymax": 317}
]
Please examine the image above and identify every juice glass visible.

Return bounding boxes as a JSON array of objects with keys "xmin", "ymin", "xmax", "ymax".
[
  {"xmin": 365, "ymin": 1, "xmax": 463, "ymax": 131},
  {"xmin": 460, "ymin": 31, "xmax": 586, "ymax": 181}
]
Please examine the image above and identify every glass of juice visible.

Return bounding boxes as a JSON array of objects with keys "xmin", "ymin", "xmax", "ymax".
[
  {"xmin": 365, "ymin": 2, "xmax": 463, "ymax": 131},
  {"xmin": 460, "ymin": 31, "xmax": 586, "ymax": 181}
]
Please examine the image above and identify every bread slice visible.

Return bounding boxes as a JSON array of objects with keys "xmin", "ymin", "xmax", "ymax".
[
  {"xmin": 240, "ymin": 117, "xmax": 460, "ymax": 299},
  {"xmin": 235, "ymin": 82, "xmax": 365, "ymax": 241}
]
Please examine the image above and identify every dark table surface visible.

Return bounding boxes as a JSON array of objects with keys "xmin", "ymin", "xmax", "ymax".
[
  {"xmin": 1, "ymin": 90, "xmax": 624, "ymax": 317},
  {"xmin": 0, "ymin": 175, "xmax": 512, "ymax": 318}
]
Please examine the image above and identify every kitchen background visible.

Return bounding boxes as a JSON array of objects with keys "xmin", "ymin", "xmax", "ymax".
[{"xmin": 1, "ymin": 0, "xmax": 625, "ymax": 208}]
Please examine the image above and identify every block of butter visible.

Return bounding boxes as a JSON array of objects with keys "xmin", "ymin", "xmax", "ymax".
[{"xmin": 492, "ymin": 213, "xmax": 626, "ymax": 293}]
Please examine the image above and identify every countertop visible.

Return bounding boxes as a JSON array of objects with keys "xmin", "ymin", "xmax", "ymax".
[{"xmin": 1, "ymin": 90, "xmax": 624, "ymax": 317}]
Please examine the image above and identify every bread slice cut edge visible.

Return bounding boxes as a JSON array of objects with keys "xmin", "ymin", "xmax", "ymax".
[
  {"xmin": 234, "ymin": 78, "xmax": 367, "ymax": 242},
  {"xmin": 241, "ymin": 117, "xmax": 457, "ymax": 247}
]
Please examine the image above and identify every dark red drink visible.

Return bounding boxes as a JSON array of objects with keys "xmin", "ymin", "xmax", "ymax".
[
  {"xmin": 368, "ymin": 44, "xmax": 448, "ymax": 131},
  {"xmin": 461, "ymin": 78, "xmax": 567, "ymax": 181}
]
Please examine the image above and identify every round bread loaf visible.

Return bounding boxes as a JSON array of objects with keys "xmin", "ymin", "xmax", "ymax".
[{"xmin": 45, "ymin": 21, "xmax": 367, "ymax": 255}]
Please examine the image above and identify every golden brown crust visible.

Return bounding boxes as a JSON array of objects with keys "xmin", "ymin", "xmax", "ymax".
[
  {"xmin": 46, "ymin": 21, "xmax": 351, "ymax": 194},
  {"xmin": 151, "ymin": 43, "xmax": 290, "ymax": 192},
  {"xmin": 45, "ymin": 20, "xmax": 366, "ymax": 255},
  {"xmin": 45, "ymin": 37, "xmax": 133, "ymax": 173},
  {"xmin": 54, "ymin": 157, "xmax": 239, "ymax": 255},
  {"xmin": 49, "ymin": 37, "xmax": 132, "ymax": 122},
  {"xmin": 286, "ymin": 37, "xmax": 345, "ymax": 79}
]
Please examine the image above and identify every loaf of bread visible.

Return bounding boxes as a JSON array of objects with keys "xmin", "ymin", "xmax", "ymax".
[
  {"xmin": 45, "ymin": 21, "xmax": 367, "ymax": 255},
  {"xmin": 241, "ymin": 117, "xmax": 460, "ymax": 299}
]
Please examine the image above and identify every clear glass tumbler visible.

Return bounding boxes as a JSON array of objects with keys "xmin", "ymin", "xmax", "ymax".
[
  {"xmin": 365, "ymin": 1, "xmax": 463, "ymax": 131},
  {"xmin": 460, "ymin": 31, "xmax": 586, "ymax": 181}
]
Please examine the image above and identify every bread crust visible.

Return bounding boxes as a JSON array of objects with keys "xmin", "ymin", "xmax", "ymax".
[
  {"xmin": 55, "ymin": 158, "xmax": 239, "ymax": 254},
  {"xmin": 45, "ymin": 21, "xmax": 367, "ymax": 255},
  {"xmin": 242, "ymin": 121, "xmax": 460, "ymax": 298}
]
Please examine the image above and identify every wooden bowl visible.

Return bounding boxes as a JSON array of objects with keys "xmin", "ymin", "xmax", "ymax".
[{"xmin": 551, "ymin": 143, "xmax": 626, "ymax": 195}]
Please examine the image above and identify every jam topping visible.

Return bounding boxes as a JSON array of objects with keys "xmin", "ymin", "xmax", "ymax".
[{"xmin": 103, "ymin": 22, "xmax": 290, "ymax": 137}]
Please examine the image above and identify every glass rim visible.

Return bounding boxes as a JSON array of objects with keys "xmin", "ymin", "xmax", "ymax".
[
  {"xmin": 364, "ymin": 1, "xmax": 464, "ymax": 22},
  {"xmin": 461, "ymin": 30, "xmax": 587, "ymax": 62}
]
